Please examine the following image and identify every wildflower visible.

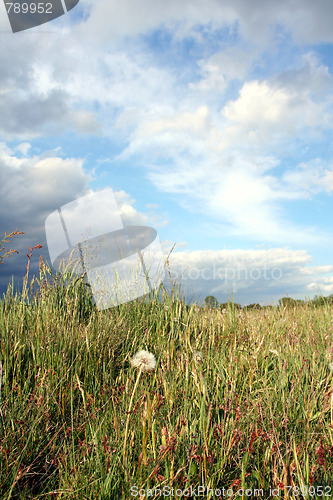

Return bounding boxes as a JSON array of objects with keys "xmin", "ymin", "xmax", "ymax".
[
  {"xmin": 131, "ymin": 350, "xmax": 156, "ymax": 372},
  {"xmin": 328, "ymin": 363, "xmax": 333, "ymax": 373},
  {"xmin": 193, "ymin": 350, "xmax": 204, "ymax": 363},
  {"xmin": 222, "ymin": 308, "xmax": 227, "ymax": 314},
  {"xmin": 124, "ymin": 349, "xmax": 156, "ymax": 466}
]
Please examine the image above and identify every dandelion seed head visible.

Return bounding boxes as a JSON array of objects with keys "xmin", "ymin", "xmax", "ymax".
[
  {"xmin": 131, "ymin": 350, "xmax": 156, "ymax": 372},
  {"xmin": 194, "ymin": 350, "xmax": 204, "ymax": 363}
]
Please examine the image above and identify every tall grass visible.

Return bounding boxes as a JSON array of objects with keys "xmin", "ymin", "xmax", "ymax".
[{"xmin": 0, "ymin": 238, "xmax": 333, "ymax": 498}]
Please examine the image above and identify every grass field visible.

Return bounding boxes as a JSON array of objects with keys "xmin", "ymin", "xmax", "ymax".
[{"xmin": 1, "ymin": 239, "xmax": 333, "ymax": 498}]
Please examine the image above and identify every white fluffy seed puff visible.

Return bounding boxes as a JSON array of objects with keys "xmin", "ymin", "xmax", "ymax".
[{"xmin": 131, "ymin": 350, "xmax": 156, "ymax": 372}]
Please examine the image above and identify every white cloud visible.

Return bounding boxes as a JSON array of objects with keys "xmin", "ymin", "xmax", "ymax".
[
  {"xmin": 307, "ymin": 277, "xmax": 333, "ymax": 294},
  {"xmin": 114, "ymin": 191, "xmax": 168, "ymax": 228},
  {"xmin": 0, "ymin": 145, "xmax": 166, "ymax": 231},
  {"xmin": 281, "ymin": 161, "xmax": 333, "ymax": 197},
  {"xmin": 166, "ymin": 246, "xmax": 333, "ymax": 305},
  {"xmin": 0, "ymin": 145, "xmax": 90, "ymax": 222},
  {"xmin": 135, "ymin": 106, "xmax": 209, "ymax": 139},
  {"xmin": 77, "ymin": 0, "xmax": 238, "ymax": 45},
  {"xmin": 114, "ymin": 190, "xmax": 150, "ymax": 227},
  {"xmin": 222, "ymin": 79, "xmax": 330, "ymax": 141},
  {"xmin": 275, "ymin": 52, "xmax": 333, "ymax": 95},
  {"xmin": 145, "ymin": 150, "xmax": 333, "ymax": 246},
  {"xmin": 190, "ymin": 46, "xmax": 255, "ymax": 93},
  {"xmin": 0, "ymin": 88, "xmax": 100, "ymax": 139},
  {"xmin": 15, "ymin": 143, "xmax": 31, "ymax": 155},
  {"xmin": 2, "ymin": 0, "xmax": 333, "ymax": 304},
  {"xmin": 275, "ymin": 0, "xmax": 333, "ymax": 44},
  {"xmin": 111, "ymin": 43, "xmax": 333, "ymax": 247},
  {"xmin": 75, "ymin": 0, "xmax": 333, "ymax": 49},
  {"xmin": 0, "ymin": 145, "xmax": 169, "ymax": 295},
  {"xmin": 1, "ymin": 2, "xmax": 332, "ymax": 145}
]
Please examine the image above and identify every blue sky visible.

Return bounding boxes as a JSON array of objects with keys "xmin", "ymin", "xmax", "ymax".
[{"xmin": 1, "ymin": 0, "xmax": 333, "ymax": 306}]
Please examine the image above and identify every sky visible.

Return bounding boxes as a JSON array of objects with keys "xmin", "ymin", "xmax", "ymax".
[{"xmin": 1, "ymin": 0, "xmax": 333, "ymax": 307}]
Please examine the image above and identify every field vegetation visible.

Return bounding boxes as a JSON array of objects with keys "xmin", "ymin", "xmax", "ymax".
[{"xmin": 0, "ymin": 231, "xmax": 333, "ymax": 498}]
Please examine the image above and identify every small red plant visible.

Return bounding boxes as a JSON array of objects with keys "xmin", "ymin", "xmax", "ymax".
[{"xmin": 0, "ymin": 229, "xmax": 25, "ymax": 267}]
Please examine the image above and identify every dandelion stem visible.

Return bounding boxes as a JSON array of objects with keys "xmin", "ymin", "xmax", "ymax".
[{"xmin": 123, "ymin": 366, "xmax": 143, "ymax": 467}]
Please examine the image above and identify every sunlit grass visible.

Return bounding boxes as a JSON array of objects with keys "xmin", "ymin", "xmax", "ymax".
[{"xmin": 0, "ymin": 235, "xmax": 333, "ymax": 498}]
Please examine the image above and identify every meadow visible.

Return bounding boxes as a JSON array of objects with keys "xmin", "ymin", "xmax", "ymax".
[{"xmin": 1, "ymin": 233, "xmax": 333, "ymax": 499}]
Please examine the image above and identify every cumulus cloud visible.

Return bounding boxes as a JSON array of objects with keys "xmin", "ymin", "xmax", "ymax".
[
  {"xmin": 1, "ymin": 2, "xmax": 332, "ymax": 145},
  {"xmin": 77, "ymin": 0, "xmax": 333, "ymax": 46},
  {"xmin": 112, "ymin": 44, "xmax": 333, "ymax": 248},
  {"xmin": 136, "ymin": 106, "xmax": 209, "ymax": 138},
  {"xmin": 222, "ymin": 78, "xmax": 330, "ymax": 143},
  {"xmin": 0, "ymin": 90, "xmax": 99, "ymax": 139},
  {"xmin": 281, "ymin": 161, "xmax": 333, "ymax": 198},
  {"xmin": 190, "ymin": 46, "xmax": 256, "ymax": 93},
  {"xmin": 113, "ymin": 190, "xmax": 167, "ymax": 228},
  {"xmin": 75, "ymin": 0, "xmax": 238, "ymax": 45},
  {"xmin": 274, "ymin": 52, "xmax": 333, "ymax": 95},
  {"xmin": 166, "ymin": 247, "xmax": 333, "ymax": 305},
  {"xmin": 308, "ymin": 276, "xmax": 333, "ymax": 294},
  {"xmin": 0, "ymin": 146, "xmax": 168, "ymax": 296},
  {"xmin": 0, "ymin": 145, "xmax": 91, "ymax": 296},
  {"xmin": 1, "ymin": 0, "xmax": 333, "ymax": 306},
  {"xmin": 0, "ymin": 29, "xmax": 100, "ymax": 139},
  {"xmin": 0, "ymin": 145, "xmax": 89, "ymax": 221}
]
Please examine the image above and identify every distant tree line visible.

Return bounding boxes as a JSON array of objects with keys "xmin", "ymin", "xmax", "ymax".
[
  {"xmin": 278, "ymin": 294, "xmax": 333, "ymax": 308},
  {"xmin": 202, "ymin": 294, "xmax": 333, "ymax": 310}
]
